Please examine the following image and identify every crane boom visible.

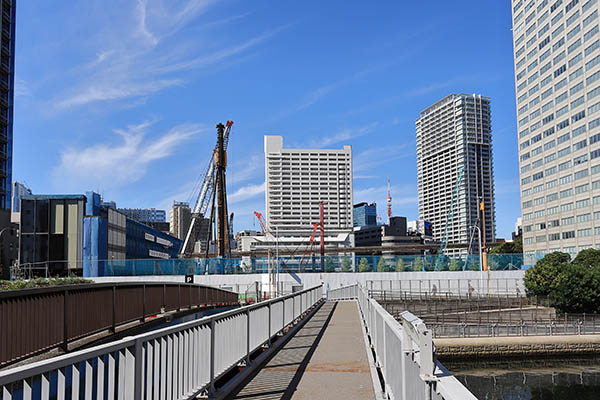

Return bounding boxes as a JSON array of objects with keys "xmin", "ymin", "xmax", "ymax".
[{"xmin": 180, "ymin": 121, "xmax": 233, "ymax": 256}]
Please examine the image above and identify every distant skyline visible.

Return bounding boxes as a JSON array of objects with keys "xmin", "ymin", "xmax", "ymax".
[{"xmin": 13, "ymin": 1, "xmax": 520, "ymax": 238}]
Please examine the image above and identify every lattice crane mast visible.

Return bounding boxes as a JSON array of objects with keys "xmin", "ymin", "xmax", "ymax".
[
  {"xmin": 434, "ymin": 165, "xmax": 465, "ymax": 270},
  {"xmin": 180, "ymin": 120, "xmax": 234, "ymax": 256}
]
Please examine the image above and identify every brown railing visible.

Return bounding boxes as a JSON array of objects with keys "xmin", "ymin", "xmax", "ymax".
[{"xmin": 0, "ymin": 282, "xmax": 238, "ymax": 368}]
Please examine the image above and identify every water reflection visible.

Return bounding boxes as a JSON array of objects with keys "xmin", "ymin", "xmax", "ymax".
[{"xmin": 447, "ymin": 357, "xmax": 600, "ymax": 399}]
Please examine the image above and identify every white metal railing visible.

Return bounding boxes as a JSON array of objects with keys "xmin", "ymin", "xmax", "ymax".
[
  {"xmin": 0, "ymin": 285, "xmax": 323, "ymax": 400},
  {"xmin": 328, "ymin": 284, "xmax": 477, "ymax": 400}
]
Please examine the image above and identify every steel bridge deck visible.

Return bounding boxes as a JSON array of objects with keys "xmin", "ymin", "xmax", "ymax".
[{"xmin": 232, "ymin": 301, "xmax": 375, "ymax": 400}]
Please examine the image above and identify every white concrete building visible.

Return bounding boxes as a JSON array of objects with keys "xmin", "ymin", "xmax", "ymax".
[
  {"xmin": 511, "ymin": 0, "xmax": 600, "ymax": 264},
  {"xmin": 264, "ymin": 135, "xmax": 354, "ymax": 240},
  {"xmin": 416, "ymin": 94, "xmax": 496, "ymax": 254}
]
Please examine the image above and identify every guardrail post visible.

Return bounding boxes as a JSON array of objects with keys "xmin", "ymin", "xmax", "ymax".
[
  {"xmin": 209, "ymin": 317, "xmax": 216, "ymax": 394},
  {"xmin": 246, "ymin": 309, "xmax": 251, "ymax": 365},
  {"xmin": 133, "ymin": 338, "xmax": 144, "ymax": 400},
  {"xmin": 268, "ymin": 301, "xmax": 272, "ymax": 345},
  {"xmin": 62, "ymin": 289, "xmax": 69, "ymax": 351},
  {"xmin": 282, "ymin": 299, "xmax": 286, "ymax": 332},
  {"xmin": 141, "ymin": 284, "xmax": 146, "ymax": 323}
]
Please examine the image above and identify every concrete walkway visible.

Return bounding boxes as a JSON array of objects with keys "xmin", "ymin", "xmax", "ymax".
[{"xmin": 232, "ymin": 301, "xmax": 375, "ymax": 400}]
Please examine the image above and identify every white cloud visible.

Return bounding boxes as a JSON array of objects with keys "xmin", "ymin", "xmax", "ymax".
[
  {"xmin": 228, "ymin": 183, "xmax": 265, "ymax": 204},
  {"xmin": 53, "ymin": 1, "xmax": 281, "ymax": 110},
  {"xmin": 53, "ymin": 121, "xmax": 205, "ymax": 189},
  {"xmin": 353, "ymin": 144, "xmax": 413, "ymax": 172},
  {"xmin": 14, "ymin": 77, "xmax": 31, "ymax": 97},
  {"xmin": 308, "ymin": 122, "xmax": 378, "ymax": 148}
]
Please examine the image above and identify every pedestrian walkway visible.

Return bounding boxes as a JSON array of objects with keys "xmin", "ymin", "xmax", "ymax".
[{"xmin": 232, "ymin": 301, "xmax": 375, "ymax": 400}]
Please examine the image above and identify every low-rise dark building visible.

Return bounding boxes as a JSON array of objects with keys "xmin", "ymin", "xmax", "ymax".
[{"xmin": 354, "ymin": 216, "xmax": 423, "ymax": 255}]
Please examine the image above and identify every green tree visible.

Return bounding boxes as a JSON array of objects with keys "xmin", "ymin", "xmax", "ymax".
[
  {"xmin": 524, "ymin": 252, "xmax": 570, "ymax": 296},
  {"xmin": 449, "ymin": 258, "xmax": 463, "ymax": 271},
  {"xmin": 341, "ymin": 256, "xmax": 352, "ymax": 272},
  {"xmin": 396, "ymin": 258, "xmax": 407, "ymax": 272},
  {"xmin": 358, "ymin": 257, "xmax": 370, "ymax": 272},
  {"xmin": 549, "ymin": 263, "xmax": 600, "ymax": 313},
  {"xmin": 413, "ymin": 257, "xmax": 424, "ymax": 271},
  {"xmin": 324, "ymin": 257, "xmax": 335, "ymax": 273},
  {"xmin": 489, "ymin": 235, "xmax": 523, "ymax": 254},
  {"xmin": 572, "ymin": 248, "xmax": 600, "ymax": 267},
  {"xmin": 377, "ymin": 257, "xmax": 387, "ymax": 272}
]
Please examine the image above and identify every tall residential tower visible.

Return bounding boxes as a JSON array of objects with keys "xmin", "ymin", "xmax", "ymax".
[
  {"xmin": 416, "ymin": 94, "xmax": 496, "ymax": 252},
  {"xmin": 512, "ymin": 0, "xmax": 600, "ymax": 263}
]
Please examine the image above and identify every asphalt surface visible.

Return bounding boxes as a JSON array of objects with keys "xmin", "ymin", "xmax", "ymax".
[{"xmin": 232, "ymin": 301, "xmax": 375, "ymax": 400}]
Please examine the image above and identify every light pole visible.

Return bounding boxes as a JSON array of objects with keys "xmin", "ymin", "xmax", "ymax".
[{"xmin": 468, "ymin": 225, "xmax": 484, "ymax": 291}]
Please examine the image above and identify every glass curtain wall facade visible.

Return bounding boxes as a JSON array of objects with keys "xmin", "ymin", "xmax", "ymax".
[{"xmin": 512, "ymin": 0, "xmax": 600, "ymax": 264}]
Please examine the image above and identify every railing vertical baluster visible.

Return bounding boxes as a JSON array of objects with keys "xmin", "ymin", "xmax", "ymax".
[{"xmin": 97, "ymin": 355, "xmax": 105, "ymax": 400}]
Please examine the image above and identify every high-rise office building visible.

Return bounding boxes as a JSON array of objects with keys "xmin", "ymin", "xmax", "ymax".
[
  {"xmin": 170, "ymin": 201, "xmax": 192, "ymax": 240},
  {"xmin": 512, "ymin": 0, "xmax": 600, "ymax": 264},
  {"xmin": 0, "ymin": 1, "xmax": 16, "ymax": 279},
  {"xmin": 353, "ymin": 202, "xmax": 377, "ymax": 227},
  {"xmin": 0, "ymin": 0, "xmax": 14, "ymax": 213},
  {"xmin": 118, "ymin": 208, "xmax": 166, "ymax": 223},
  {"xmin": 12, "ymin": 182, "xmax": 31, "ymax": 213},
  {"xmin": 416, "ymin": 94, "xmax": 496, "ymax": 252},
  {"xmin": 264, "ymin": 135, "xmax": 354, "ymax": 239}
]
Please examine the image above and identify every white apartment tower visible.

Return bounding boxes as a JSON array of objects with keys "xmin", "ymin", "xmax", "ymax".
[
  {"xmin": 264, "ymin": 135, "xmax": 353, "ymax": 242},
  {"xmin": 416, "ymin": 94, "xmax": 496, "ymax": 252},
  {"xmin": 512, "ymin": 0, "xmax": 600, "ymax": 264}
]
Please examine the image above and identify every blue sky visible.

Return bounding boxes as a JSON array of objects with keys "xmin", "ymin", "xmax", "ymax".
[{"xmin": 13, "ymin": 0, "xmax": 520, "ymax": 238}]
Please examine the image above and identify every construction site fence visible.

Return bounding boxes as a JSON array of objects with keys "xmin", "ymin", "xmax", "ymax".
[{"xmin": 93, "ymin": 253, "xmax": 524, "ymax": 276}]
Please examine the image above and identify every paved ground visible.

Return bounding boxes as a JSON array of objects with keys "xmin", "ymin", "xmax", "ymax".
[{"xmin": 232, "ymin": 301, "xmax": 375, "ymax": 400}]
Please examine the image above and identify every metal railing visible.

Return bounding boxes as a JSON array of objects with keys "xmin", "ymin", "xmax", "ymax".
[
  {"xmin": 0, "ymin": 282, "xmax": 238, "ymax": 368},
  {"xmin": 0, "ymin": 285, "xmax": 323, "ymax": 399},
  {"xmin": 366, "ymin": 277, "xmax": 526, "ymax": 296},
  {"xmin": 328, "ymin": 284, "xmax": 477, "ymax": 400},
  {"xmin": 429, "ymin": 320, "xmax": 600, "ymax": 338}
]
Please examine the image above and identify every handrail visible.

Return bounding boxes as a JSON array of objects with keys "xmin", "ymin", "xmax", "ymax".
[
  {"xmin": 0, "ymin": 284, "xmax": 324, "ymax": 399},
  {"xmin": 0, "ymin": 281, "xmax": 239, "ymax": 368},
  {"xmin": 328, "ymin": 284, "xmax": 477, "ymax": 400}
]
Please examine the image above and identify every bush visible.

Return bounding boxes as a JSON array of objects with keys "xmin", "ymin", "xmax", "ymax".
[
  {"xmin": 358, "ymin": 257, "xmax": 370, "ymax": 272},
  {"xmin": 0, "ymin": 277, "xmax": 93, "ymax": 291},
  {"xmin": 524, "ymin": 252, "xmax": 570, "ymax": 296}
]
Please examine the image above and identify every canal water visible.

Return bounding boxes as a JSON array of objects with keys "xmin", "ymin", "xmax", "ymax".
[{"xmin": 447, "ymin": 357, "xmax": 600, "ymax": 399}]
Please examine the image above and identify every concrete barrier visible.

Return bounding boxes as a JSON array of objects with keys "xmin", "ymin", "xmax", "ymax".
[{"xmin": 93, "ymin": 270, "xmax": 526, "ymax": 297}]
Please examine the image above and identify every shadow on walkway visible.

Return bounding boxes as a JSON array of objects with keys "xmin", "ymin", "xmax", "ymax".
[{"xmin": 231, "ymin": 302, "xmax": 338, "ymax": 400}]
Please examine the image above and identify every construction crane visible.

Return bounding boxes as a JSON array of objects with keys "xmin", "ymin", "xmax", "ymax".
[
  {"xmin": 387, "ymin": 178, "xmax": 392, "ymax": 224},
  {"xmin": 434, "ymin": 165, "xmax": 465, "ymax": 270},
  {"xmin": 180, "ymin": 121, "xmax": 234, "ymax": 257}
]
